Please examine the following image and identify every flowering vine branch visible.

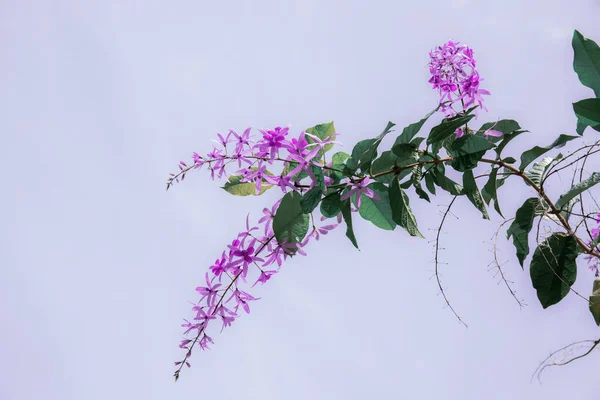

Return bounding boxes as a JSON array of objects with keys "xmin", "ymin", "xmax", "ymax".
[{"xmin": 167, "ymin": 30, "xmax": 600, "ymax": 381}]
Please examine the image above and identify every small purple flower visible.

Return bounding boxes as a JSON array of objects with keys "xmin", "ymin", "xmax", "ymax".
[
  {"xmin": 256, "ymin": 126, "xmax": 290, "ymax": 162},
  {"xmin": 215, "ymin": 305, "xmax": 237, "ymax": 331},
  {"xmin": 199, "ymin": 334, "xmax": 214, "ymax": 350},
  {"xmin": 252, "ymin": 270, "xmax": 278, "ymax": 287},
  {"xmin": 264, "ymin": 174, "xmax": 297, "ymax": 193},
  {"xmin": 286, "ymin": 131, "xmax": 310, "ymax": 157},
  {"xmin": 305, "ymin": 131, "xmax": 341, "ymax": 153},
  {"xmin": 258, "ymin": 200, "xmax": 281, "ymax": 234},
  {"xmin": 231, "ymin": 127, "xmax": 252, "ymax": 153},
  {"xmin": 195, "ymin": 273, "xmax": 222, "ymax": 307},
  {"xmin": 240, "ymin": 163, "xmax": 268, "ymax": 195},
  {"xmin": 340, "ymin": 177, "xmax": 380, "ymax": 208},
  {"xmin": 227, "ymin": 288, "xmax": 260, "ymax": 314}
]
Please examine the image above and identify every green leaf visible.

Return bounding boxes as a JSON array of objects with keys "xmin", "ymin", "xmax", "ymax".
[
  {"xmin": 431, "ymin": 168, "xmax": 463, "ymax": 195},
  {"xmin": 340, "ymin": 197, "xmax": 359, "ymax": 249},
  {"xmin": 555, "ymin": 172, "xmax": 600, "ymax": 209},
  {"xmin": 590, "ymin": 278, "xmax": 600, "ymax": 326},
  {"xmin": 301, "ymin": 187, "xmax": 323, "ymax": 214},
  {"xmin": 478, "ymin": 120, "xmax": 521, "ymax": 143},
  {"xmin": 371, "ymin": 150, "xmax": 398, "ymax": 184},
  {"xmin": 572, "ymin": 30, "xmax": 600, "ymax": 97},
  {"xmin": 389, "ymin": 177, "xmax": 424, "ymax": 237},
  {"xmin": 463, "ymin": 170, "xmax": 489, "ymax": 219},
  {"xmin": 427, "ymin": 112, "xmax": 475, "ymax": 147},
  {"xmin": 357, "ymin": 182, "xmax": 396, "ymax": 230},
  {"xmin": 320, "ymin": 191, "xmax": 341, "ymax": 218},
  {"xmin": 393, "ymin": 106, "xmax": 439, "ymax": 145},
  {"xmin": 502, "ymin": 157, "xmax": 517, "ymax": 164},
  {"xmin": 573, "ymin": 98, "xmax": 600, "ymax": 134},
  {"xmin": 273, "ymin": 192, "xmax": 310, "ymax": 253},
  {"xmin": 506, "ymin": 198, "xmax": 539, "ymax": 267},
  {"xmin": 495, "ymin": 129, "xmax": 528, "ymax": 157},
  {"xmin": 530, "ymin": 233, "xmax": 578, "ymax": 308},
  {"xmin": 425, "ymin": 171, "xmax": 436, "ymax": 195},
  {"xmin": 519, "ymin": 134, "xmax": 579, "ymax": 170},
  {"xmin": 306, "ymin": 122, "xmax": 336, "ymax": 155},
  {"xmin": 450, "ymin": 134, "xmax": 496, "ymax": 171},
  {"xmin": 351, "ymin": 138, "xmax": 378, "ymax": 171},
  {"xmin": 222, "ymin": 171, "xmax": 274, "ymax": 196},
  {"xmin": 481, "ymin": 167, "xmax": 503, "ymax": 217}
]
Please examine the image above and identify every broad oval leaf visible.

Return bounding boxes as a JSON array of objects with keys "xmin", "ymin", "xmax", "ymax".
[
  {"xmin": 320, "ymin": 191, "xmax": 341, "ymax": 218},
  {"xmin": 357, "ymin": 182, "xmax": 396, "ymax": 231},
  {"xmin": 450, "ymin": 134, "xmax": 495, "ymax": 172},
  {"xmin": 427, "ymin": 112, "xmax": 475, "ymax": 147},
  {"xmin": 273, "ymin": 191, "xmax": 310, "ymax": 252},
  {"xmin": 371, "ymin": 151, "xmax": 398, "ymax": 184},
  {"xmin": 530, "ymin": 233, "xmax": 578, "ymax": 309},
  {"xmin": 572, "ymin": 30, "xmax": 600, "ymax": 97}
]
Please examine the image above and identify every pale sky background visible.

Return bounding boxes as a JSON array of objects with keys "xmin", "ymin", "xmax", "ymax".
[{"xmin": 3, "ymin": 1, "xmax": 600, "ymax": 399}]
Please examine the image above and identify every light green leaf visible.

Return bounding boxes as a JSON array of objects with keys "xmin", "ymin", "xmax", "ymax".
[
  {"xmin": 306, "ymin": 121, "xmax": 336, "ymax": 155},
  {"xmin": 222, "ymin": 171, "xmax": 274, "ymax": 196},
  {"xmin": 357, "ymin": 182, "xmax": 396, "ymax": 230},
  {"xmin": 530, "ymin": 233, "xmax": 578, "ymax": 308},
  {"xmin": 524, "ymin": 155, "xmax": 562, "ymax": 186},
  {"xmin": 555, "ymin": 172, "xmax": 600, "ymax": 209},
  {"xmin": 389, "ymin": 177, "xmax": 423, "ymax": 237}
]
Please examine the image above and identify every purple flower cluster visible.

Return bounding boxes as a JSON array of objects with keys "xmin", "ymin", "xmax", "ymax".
[
  {"xmin": 173, "ymin": 201, "xmax": 339, "ymax": 379},
  {"xmin": 428, "ymin": 40, "xmax": 490, "ymax": 118},
  {"xmin": 168, "ymin": 126, "xmax": 339, "ymax": 194}
]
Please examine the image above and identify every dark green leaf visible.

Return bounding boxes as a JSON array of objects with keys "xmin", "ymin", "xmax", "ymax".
[
  {"xmin": 495, "ymin": 129, "xmax": 528, "ymax": 157},
  {"xmin": 301, "ymin": 186, "xmax": 323, "ymax": 214},
  {"xmin": 389, "ymin": 177, "xmax": 424, "ymax": 237},
  {"xmin": 572, "ymin": 30, "xmax": 600, "ymax": 97},
  {"xmin": 414, "ymin": 185, "xmax": 431, "ymax": 202},
  {"xmin": 393, "ymin": 106, "xmax": 439, "ymax": 145},
  {"xmin": 478, "ymin": 120, "xmax": 521, "ymax": 143},
  {"xmin": 378, "ymin": 121, "xmax": 396, "ymax": 138},
  {"xmin": 427, "ymin": 113, "xmax": 475, "ymax": 147},
  {"xmin": 357, "ymin": 182, "xmax": 396, "ymax": 230},
  {"xmin": 555, "ymin": 172, "xmax": 600, "ymax": 209},
  {"xmin": 340, "ymin": 197, "xmax": 359, "ymax": 249},
  {"xmin": 450, "ymin": 134, "xmax": 496, "ymax": 171},
  {"xmin": 371, "ymin": 150, "xmax": 398, "ymax": 184},
  {"xmin": 425, "ymin": 171, "xmax": 436, "ymax": 195},
  {"xmin": 320, "ymin": 191, "xmax": 341, "ymax": 218},
  {"xmin": 519, "ymin": 134, "xmax": 579, "ymax": 170},
  {"xmin": 573, "ymin": 98, "xmax": 600, "ymax": 134},
  {"xmin": 590, "ymin": 278, "xmax": 600, "ymax": 326},
  {"xmin": 351, "ymin": 138, "xmax": 378, "ymax": 171},
  {"xmin": 463, "ymin": 170, "xmax": 489, "ymax": 219},
  {"xmin": 530, "ymin": 233, "xmax": 578, "ymax": 308},
  {"xmin": 502, "ymin": 157, "xmax": 517, "ymax": 164},
  {"xmin": 273, "ymin": 191, "xmax": 310, "ymax": 252},
  {"xmin": 481, "ymin": 167, "xmax": 503, "ymax": 217},
  {"xmin": 506, "ymin": 198, "xmax": 539, "ymax": 267},
  {"xmin": 431, "ymin": 169, "xmax": 463, "ymax": 195}
]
